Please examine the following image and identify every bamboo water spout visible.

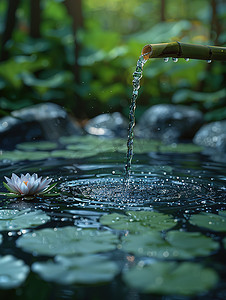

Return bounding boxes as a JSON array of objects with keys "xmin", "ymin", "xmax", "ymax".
[{"xmin": 142, "ymin": 42, "xmax": 226, "ymax": 61}]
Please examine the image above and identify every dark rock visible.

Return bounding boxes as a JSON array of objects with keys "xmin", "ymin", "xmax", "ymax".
[
  {"xmin": 135, "ymin": 104, "xmax": 203, "ymax": 142},
  {"xmin": 84, "ymin": 112, "xmax": 128, "ymax": 138},
  {"xmin": 0, "ymin": 102, "xmax": 83, "ymax": 149},
  {"xmin": 193, "ymin": 120, "xmax": 226, "ymax": 153}
]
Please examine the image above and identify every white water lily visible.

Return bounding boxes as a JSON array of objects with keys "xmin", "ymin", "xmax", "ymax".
[{"xmin": 2, "ymin": 173, "xmax": 58, "ymax": 197}]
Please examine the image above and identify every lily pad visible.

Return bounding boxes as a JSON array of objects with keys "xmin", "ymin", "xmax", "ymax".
[
  {"xmin": 190, "ymin": 212, "xmax": 226, "ymax": 232},
  {"xmin": 59, "ymin": 135, "xmax": 104, "ymax": 145},
  {"xmin": 122, "ymin": 230, "xmax": 218, "ymax": 259},
  {"xmin": 0, "ymin": 209, "xmax": 50, "ymax": 231},
  {"xmin": 100, "ymin": 211, "xmax": 176, "ymax": 233},
  {"xmin": 123, "ymin": 261, "xmax": 218, "ymax": 296},
  {"xmin": 16, "ymin": 141, "xmax": 58, "ymax": 151},
  {"xmin": 0, "ymin": 150, "xmax": 50, "ymax": 162},
  {"xmin": 0, "ymin": 255, "xmax": 29, "ymax": 289},
  {"xmin": 17, "ymin": 226, "xmax": 119, "ymax": 256},
  {"xmin": 166, "ymin": 231, "xmax": 219, "ymax": 257},
  {"xmin": 133, "ymin": 139, "xmax": 160, "ymax": 154},
  {"xmin": 50, "ymin": 149, "xmax": 98, "ymax": 159},
  {"xmin": 32, "ymin": 254, "xmax": 119, "ymax": 285},
  {"xmin": 159, "ymin": 143, "xmax": 203, "ymax": 154}
]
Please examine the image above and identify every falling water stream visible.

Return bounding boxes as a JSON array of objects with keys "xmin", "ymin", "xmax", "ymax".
[{"xmin": 124, "ymin": 54, "xmax": 148, "ymax": 180}]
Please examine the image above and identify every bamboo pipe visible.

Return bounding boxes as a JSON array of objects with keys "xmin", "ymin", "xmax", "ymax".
[{"xmin": 142, "ymin": 42, "xmax": 226, "ymax": 61}]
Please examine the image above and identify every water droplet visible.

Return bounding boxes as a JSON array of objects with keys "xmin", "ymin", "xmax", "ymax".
[
  {"xmin": 207, "ymin": 59, "xmax": 212, "ymax": 63},
  {"xmin": 172, "ymin": 58, "xmax": 178, "ymax": 63},
  {"xmin": 164, "ymin": 57, "xmax": 169, "ymax": 63},
  {"xmin": 184, "ymin": 58, "xmax": 190, "ymax": 62}
]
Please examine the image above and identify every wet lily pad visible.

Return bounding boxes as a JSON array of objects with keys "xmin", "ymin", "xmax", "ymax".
[
  {"xmin": 17, "ymin": 226, "xmax": 119, "ymax": 256},
  {"xmin": 0, "ymin": 209, "xmax": 50, "ymax": 231},
  {"xmin": 100, "ymin": 211, "xmax": 176, "ymax": 233},
  {"xmin": 132, "ymin": 139, "xmax": 160, "ymax": 154},
  {"xmin": 123, "ymin": 261, "xmax": 218, "ymax": 296},
  {"xmin": 0, "ymin": 150, "xmax": 50, "ymax": 162},
  {"xmin": 16, "ymin": 141, "xmax": 58, "ymax": 151},
  {"xmin": 190, "ymin": 212, "xmax": 226, "ymax": 232},
  {"xmin": 166, "ymin": 231, "xmax": 219, "ymax": 257},
  {"xmin": 0, "ymin": 255, "xmax": 29, "ymax": 289},
  {"xmin": 59, "ymin": 135, "xmax": 100, "ymax": 145},
  {"xmin": 159, "ymin": 143, "xmax": 203, "ymax": 153},
  {"xmin": 122, "ymin": 230, "xmax": 218, "ymax": 259},
  {"xmin": 50, "ymin": 149, "xmax": 98, "ymax": 159},
  {"xmin": 32, "ymin": 254, "xmax": 119, "ymax": 285}
]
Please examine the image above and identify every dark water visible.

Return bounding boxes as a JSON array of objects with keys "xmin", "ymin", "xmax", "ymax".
[{"xmin": 0, "ymin": 149, "xmax": 226, "ymax": 300}]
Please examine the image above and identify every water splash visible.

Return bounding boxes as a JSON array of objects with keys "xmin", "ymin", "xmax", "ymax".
[
  {"xmin": 124, "ymin": 54, "xmax": 148, "ymax": 180},
  {"xmin": 64, "ymin": 176, "xmax": 226, "ymax": 211}
]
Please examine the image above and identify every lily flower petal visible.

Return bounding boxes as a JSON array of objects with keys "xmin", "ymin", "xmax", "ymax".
[{"xmin": 2, "ymin": 173, "xmax": 57, "ymax": 197}]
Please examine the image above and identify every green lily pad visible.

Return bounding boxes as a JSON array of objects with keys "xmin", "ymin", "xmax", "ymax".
[
  {"xmin": 32, "ymin": 254, "xmax": 119, "ymax": 285},
  {"xmin": 100, "ymin": 211, "xmax": 176, "ymax": 233},
  {"xmin": 133, "ymin": 139, "xmax": 160, "ymax": 154},
  {"xmin": 50, "ymin": 149, "xmax": 98, "ymax": 159},
  {"xmin": 122, "ymin": 230, "xmax": 218, "ymax": 259},
  {"xmin": 17, "ymin": 226, "xmax": 119, "ymax": 256},
  {"xmin": 190, "ymin": 212, "xmax": 226, "ymax": 232},
  {"xmin": 159, "ymin": 143, "xmax": 203, "ymax": 153},
  {"xmin": 166, "ymin": 231, "xmax": 219, "ymax": 257},
  {"xmin": 16, "ymin": 141, "xmax": 58, "ymax": 151},
  {"xmin": 0, "ymin": 209, "xmax": 50, "ymax": 231},
  {"xmin": 0, "ymin": 255, "xmax": 29, "ymax": 289},
  {"xmin": 59, "ymin": 135, "xmax": 102, "ymax": 145},
  {"xmin": 0, "ymin": 150, "xmax": 50, "ymax": 162},
  {"xmin": 123, "ymin": 261, "xmax": 218, "ymax": 296}
]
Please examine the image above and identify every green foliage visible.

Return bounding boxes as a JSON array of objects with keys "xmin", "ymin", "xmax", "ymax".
[{"xmin": 0, "ymin": 0, "xmax": 225, "ymax": 120}]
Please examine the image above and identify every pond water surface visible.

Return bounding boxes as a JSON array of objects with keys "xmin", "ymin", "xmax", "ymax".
[{"xmin": 0, "ymin": 137, "xmax": 225, "ymax": 300}]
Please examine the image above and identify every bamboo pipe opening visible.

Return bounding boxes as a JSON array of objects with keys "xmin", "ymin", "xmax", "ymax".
[{"xmin": 142, "ymin": 44, "xmax": 153, "ymax": 60}]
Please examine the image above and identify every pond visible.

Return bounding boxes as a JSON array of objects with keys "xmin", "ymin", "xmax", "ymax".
[{"xmin": 0, "ymin": 136, "xmax": 225, "ymax": 300}]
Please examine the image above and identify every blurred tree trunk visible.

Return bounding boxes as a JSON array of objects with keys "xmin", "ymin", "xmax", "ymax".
[
  {"xmin": 160, "ymin": 0, "xmax": 166, "ymax": 22},
  {"xmin": 210, "ymin": 0, "xmax": 221, "ymax": 45},
  {"xmin": 198, "ymin": 0, "xmax": 222, "ymax": 92},
  {"xmin": 0, "ymin": 0, "xmax": 20, "ymax": 61},
  {"xmin": 65, "ymin": 0, "xmax": 83, "ymax": 84},
  {"xmin": 30, "ymin": 0, "xmax": 41, "ymax": 38}
]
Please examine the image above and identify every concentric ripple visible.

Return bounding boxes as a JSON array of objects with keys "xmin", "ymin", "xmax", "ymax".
[{"xmin": 63, "ymin": 176, "xmax": 226, "ymax": 211}]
